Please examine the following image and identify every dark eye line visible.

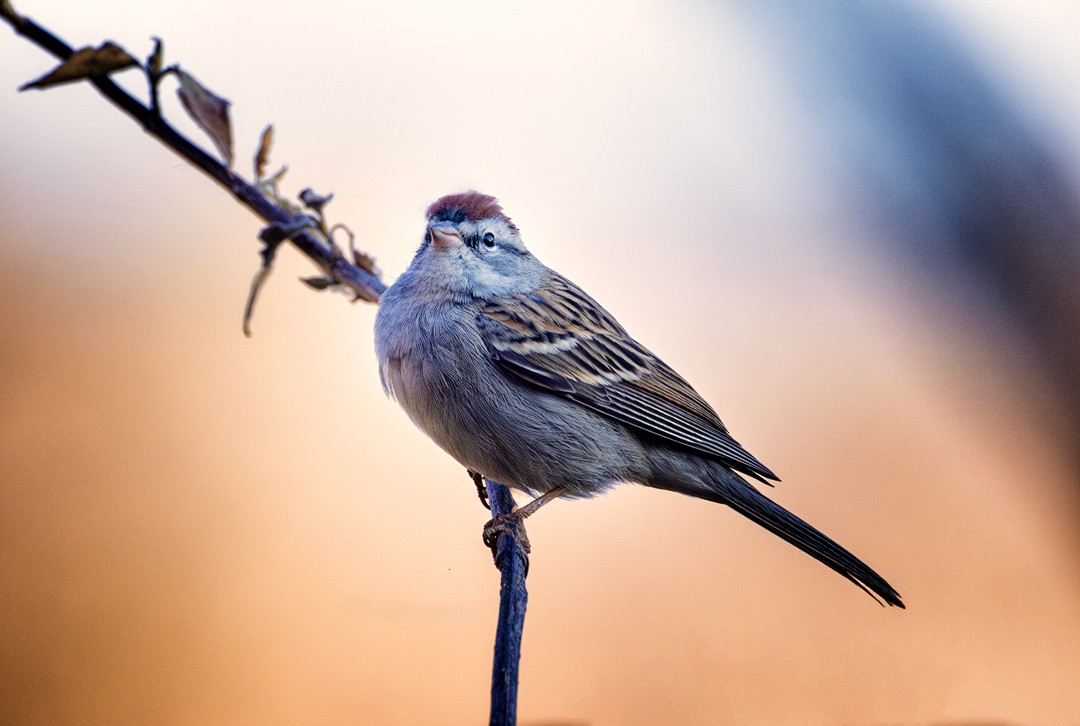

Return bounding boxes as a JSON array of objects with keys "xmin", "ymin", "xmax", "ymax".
[
  {"xmin": 466, "ymin": 231, "xmax": 497, "ymax": 250},
  {"xmin": 464, "ymin": 230, "xmax": 518, "ymax": 253}
]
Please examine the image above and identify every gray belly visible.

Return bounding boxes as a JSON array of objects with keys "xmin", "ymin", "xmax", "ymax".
[{"xmin": 383, "ymin": 350, "xmax": 647, "ymax": 499}]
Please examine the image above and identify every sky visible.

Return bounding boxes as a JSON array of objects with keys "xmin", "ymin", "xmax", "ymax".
[{"xmin": 3, "ymin": 1, "xmax": 1080, "ymax": 724}]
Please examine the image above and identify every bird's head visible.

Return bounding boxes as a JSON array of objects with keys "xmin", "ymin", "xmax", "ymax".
[{"xmin": 413, "ymin": 191, "xmax": 537, "ymax": 299}]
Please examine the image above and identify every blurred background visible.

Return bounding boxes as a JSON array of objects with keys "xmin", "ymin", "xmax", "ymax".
[{"xmin": 3, "ymin": 0, "xmax": 1079, "ymax": 723}]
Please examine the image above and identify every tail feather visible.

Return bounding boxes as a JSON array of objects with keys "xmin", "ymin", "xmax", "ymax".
[
  {"xmin": 719, "ymin": 481, "xmax": 904, "ymax": 608},
  {"xmin": 647, "ymin": 451, "xmax": 904, "ymax": 607}
]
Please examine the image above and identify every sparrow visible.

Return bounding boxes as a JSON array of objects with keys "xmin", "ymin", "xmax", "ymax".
[{"xmin": 374, "ymin": 191, "xmax": 903, "ymax": 607}]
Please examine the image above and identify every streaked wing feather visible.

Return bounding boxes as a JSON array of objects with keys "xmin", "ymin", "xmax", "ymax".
[
  {"xmin": 491, "ymin": 347, "xmax": 575, "ymax": 393},
  {"xmin": 586, "ymin": 379, "xmax": 775, "ymax": 482},
  {"xmin": 478, "ymin": 273, "xmax": 778, "ymax": 482}
]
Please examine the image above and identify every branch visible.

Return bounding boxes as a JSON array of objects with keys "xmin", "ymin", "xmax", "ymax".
[
  {"xmin": 484, "ymin": 480, "xmax": 529, "ymax": 726},
  {"xmin": 3, "ymin": 5, "xmax": 529, "ymax": 724},
  {"xmin": 2, "ymin": 2, "xmax": 383, "ymax": 303}
]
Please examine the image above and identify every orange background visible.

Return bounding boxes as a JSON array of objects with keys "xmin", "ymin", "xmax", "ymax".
[{"xmin": 3, "ymin": 1, "xmax": 1080, "ymax": 724}]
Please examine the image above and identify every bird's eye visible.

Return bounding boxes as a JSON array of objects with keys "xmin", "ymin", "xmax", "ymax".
[{"xmin": 481, "ymin": 231, "xmax": 497, "ymax": 249}]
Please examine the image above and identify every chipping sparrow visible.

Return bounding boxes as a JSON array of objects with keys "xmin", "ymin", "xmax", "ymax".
[{"xmin": 374, "ymin": 191, "xmax": 903, "ymax": 607}]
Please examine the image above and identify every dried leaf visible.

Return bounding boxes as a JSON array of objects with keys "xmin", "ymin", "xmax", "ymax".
[
  {"xmin": 243, "ymin": 262, "xmax": 273, "ymax": 338},
  {"xmin": 254, "ymin": 124, "xmax": 274, "ymax": 180},
  {"xmin": 257, "ymin": 164, "xmax": 288, "ymax": 201},
  {"xmin": 19, "ymin": 41, "xmax": 138, "ymax": 91},
  {"xmin": 330, "ymin": 223, "xmax": 380, "ymax": 277},
  {"xmin": 301, "ymin": 276, "xmax": 335, "ymax": 290},
  {"xmin": 175, "ymin": 68, "xmax": 233, "ymax": 166},
  {"xmin": 352, "ymin": 249, "xmax": 380, "ymax": 276},
  {"xmin": 299, "ymin": 188, "xmax": 333, "ymax": 215},
  {"xmin": 260, "ymin": 216, "xmax": 318, "ymax": 245},
  {"xmin": 244, "ymin": 224, "xmax": 293, "ymax": 337},
  {"xmin": 147, "ymin": 37, "xmax": 164, "ymax": 77},
  {"xmin": 265, "ymin": 164, "xmax": 288, "ymax": 186},
  {"xmin": 257, "ymin": 224, "xmax": 289, "ymax": 248}
]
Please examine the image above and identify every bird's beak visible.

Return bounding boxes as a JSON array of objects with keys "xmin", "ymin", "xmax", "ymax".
[{"xmin": 428, "ymin": 222, "xmax": 464, "ymax": 250}]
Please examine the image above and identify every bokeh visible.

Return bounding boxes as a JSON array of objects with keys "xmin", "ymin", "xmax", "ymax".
[{"xmin": 3, "ymin": 1, "xmax": 1079, "ymax": 724}]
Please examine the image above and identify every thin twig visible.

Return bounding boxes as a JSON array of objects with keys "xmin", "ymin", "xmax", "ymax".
[
  {"xmin": 3, "ymin": 6, "xmax": 531, "ymax": 724},
  {"xmin": 484, "ymin": 480, "xmax": 528, "ymax": 726},
  {"xmin": 2, "ymin": 3, "xmax": 383, "ymax": 303}
]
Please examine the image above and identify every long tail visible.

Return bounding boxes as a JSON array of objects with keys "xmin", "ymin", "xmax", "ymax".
[
  {"xmin": 718, "ymin": 479, "xmax": 904, "ymax": 607},
  {"xmin": 648, "ymin": 452, "xmax": 904, "ymax": 608}
]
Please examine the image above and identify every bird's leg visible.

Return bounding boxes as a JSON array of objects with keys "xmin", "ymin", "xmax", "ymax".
[
  {"xmin": 482, "ymin": 486, "xmax": 568, "ymax": 559},
  {"xmin": 515, "ymin": 486, "xmax": 569, "ymax": 520},
  {"xmin": 468, "ymin": 469, "xmax": 490, "ymax": 510}
]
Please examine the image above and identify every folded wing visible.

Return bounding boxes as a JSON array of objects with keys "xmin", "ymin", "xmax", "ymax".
[{"xmin": 477, "ymin": 273, "xmax": 778, "ymax": 483}]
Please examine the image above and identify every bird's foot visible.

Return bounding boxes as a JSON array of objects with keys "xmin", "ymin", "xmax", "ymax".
[
  {"xmin": 468, "ymin": 469, "xmax": 490, "ymax": 510},
  {"xmin": 482, "ymin": 512, "xmax": 531, "ymax": 574}
]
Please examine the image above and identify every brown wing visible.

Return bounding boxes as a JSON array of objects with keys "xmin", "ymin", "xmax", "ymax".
[{"xmin": 477, "ymin": 273, "xmax": 778, "ymax": 483}]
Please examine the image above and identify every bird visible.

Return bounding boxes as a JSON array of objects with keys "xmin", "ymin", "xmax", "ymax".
[{"xmin": 374, "ymin": 191, "xmax": 903, "ymax": 608}]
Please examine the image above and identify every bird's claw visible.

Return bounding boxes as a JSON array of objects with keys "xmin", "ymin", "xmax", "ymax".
[
  {"xmin": 483, "ymin": 513, "xmax": 530, "ymax": 576},
  {"xmin": 482, "ymin": 513, "xmax": 530, "ymax": 553},
  {"xmin": 468, "ymin": 469, "xmax": 490, "ymax": 510}
]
